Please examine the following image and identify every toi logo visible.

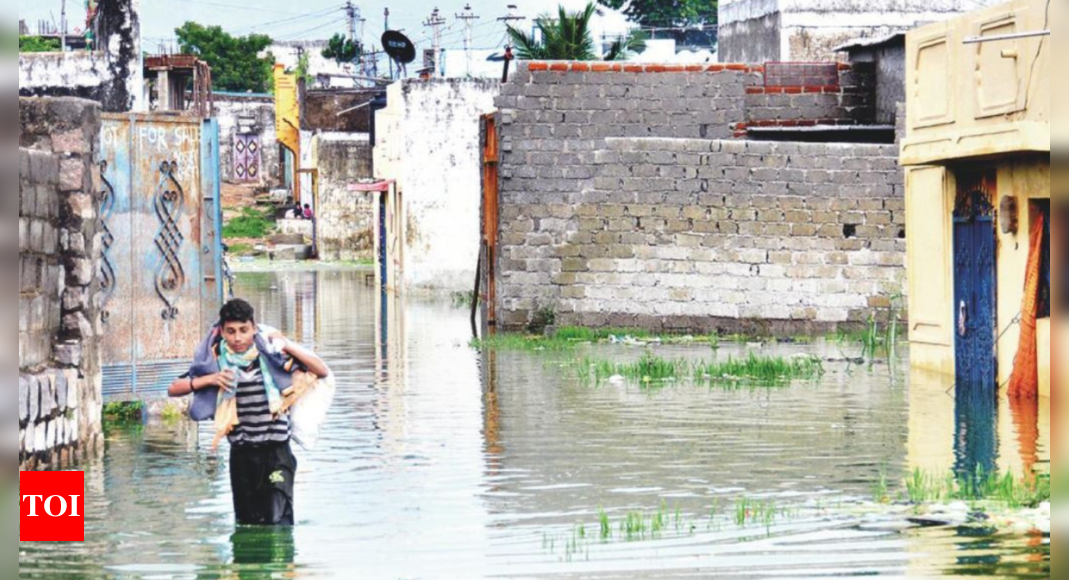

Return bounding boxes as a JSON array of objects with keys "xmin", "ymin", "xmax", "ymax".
[{"xmin": 19, "ymin": 472, "xmax": 85, "ymax": 542}]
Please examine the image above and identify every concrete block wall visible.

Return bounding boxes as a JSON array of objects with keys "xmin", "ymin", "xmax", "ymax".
[
  {"xmin": 495, "ymin": 137, "xmax": 906, "ymax": 334},
  {"xmin": 738, "ymin": 62, "xmax": 877, "ymax": 136},
  {"xmin": 497, "ymin": 62, "xmax": 761, "ymax": 145},
  {"xmin": 314, "ymin": 133, "xmax": 375, "ymax": 261},
  {"xmin": 19, "ymin": 97, "xmax": 106, "ymax": 471}
]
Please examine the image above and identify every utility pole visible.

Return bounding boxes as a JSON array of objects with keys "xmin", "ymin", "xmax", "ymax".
[
  {"xmin": 456, "ymin": 3, "xmax": 480, "ymax": 78},
  {"xmin": 345, "ymin": 1, "xmax": 367, "ymax": 86},
  {"xmin": 423, "ymin": 7, "xmax": 446, "ymax": 76},
  {"xmin": 498, "ymin": 5, "xmax": 526, "ymax": 54},
  {"xmin": 60, "ymin": 0, "xmax": 67, "ymax": 52},
  {"xmin": 385, "ymin": 8, "xmax": 393, "ymax": 80},
  {"xmin": 498, "ymin": 4, "xmax": 526, "ymax": 30}
]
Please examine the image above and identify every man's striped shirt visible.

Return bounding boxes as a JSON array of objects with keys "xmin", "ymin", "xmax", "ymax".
[{"xmin": 229, "ymin": 362, "xmax": 290, "ymax": 445}]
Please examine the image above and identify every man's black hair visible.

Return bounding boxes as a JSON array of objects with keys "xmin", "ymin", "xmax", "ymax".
[{"xmin": 220, "ymin": 299, "xmax": 256, "ymax": 325}]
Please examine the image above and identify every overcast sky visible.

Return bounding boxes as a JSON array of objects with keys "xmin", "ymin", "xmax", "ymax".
[{"xmin": 18, "ymin": 0, "xmax": 598, "ymax": 51}]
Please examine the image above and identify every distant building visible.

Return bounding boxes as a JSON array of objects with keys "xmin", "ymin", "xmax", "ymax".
[{"xmin": 719, "ymin": 0, "xmax": 1004, "ymax": 63}]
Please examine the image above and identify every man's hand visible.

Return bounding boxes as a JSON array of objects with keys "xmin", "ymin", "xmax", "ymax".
[{"xmin": 203, "ymin": 370, "xmax": 237, "ymax": 394}]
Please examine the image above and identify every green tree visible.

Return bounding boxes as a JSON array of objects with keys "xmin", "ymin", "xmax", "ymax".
[
  {"xmin": 322, "ymin": 33, "xmax": 362, "ymax": 66},
  {"xmin": 508, "ymin": 2, "xmax": 646, "ymax": 61},
  {"xmin": 175, "ymin": 22, "xmax": 275, "ymax": 93},
  {"xmin": 293, "ymin": 51, "xmax": 315, "ymax": 86},
  {"xmin": 600, "ymin": 0, "xmax": 719, "ymax": 28},
  {"xmin": 19, "ymin": 36, "xmax": 62, "ymax": 53}
]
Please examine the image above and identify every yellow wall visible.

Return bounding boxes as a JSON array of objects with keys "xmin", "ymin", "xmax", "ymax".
[
  {"xmin": 901, "ymin": 0, "xmax": 1050, "ymax": 166},
  {"xmin": 905, "ymin": 166, "xmax": 956, "ymax": 376}
]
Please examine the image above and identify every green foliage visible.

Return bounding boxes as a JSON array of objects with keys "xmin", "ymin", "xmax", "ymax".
[
  {"xmin": 175, "ymin": 22, "xmax": 275, "ymax": 93},
  {"xmin": 293, "ymin": 51, "xmax": 314, "ymax": 86},
  {"xmin": 508, "ymin": 2, "xmax": 646, "ymax": 61},
  {"xmin": 451, "ymin": 291, "xmax": 479, "ymax": 309},
  {"xmin": 322, "ymin": 33, "xmax": 362, "ymax": 65},
  {"xmin": 600, "ymin": 0, "xmax": 719, "ymax": 28},
  {"xmin": 19, "ymin": 36, "xmax": 61, "ymax": 53},
  {"xmin": 103, "ymin": 402, "xmax": 144, "ymax": 423},
  {"xmin": 223, "ymin": 207, "xmax": 275, "ymax": 239}
]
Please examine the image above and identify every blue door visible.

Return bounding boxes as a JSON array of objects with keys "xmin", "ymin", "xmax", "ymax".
[{"xmin": 953, "ymin": 180, "xmax": 997, "ymax": 398}]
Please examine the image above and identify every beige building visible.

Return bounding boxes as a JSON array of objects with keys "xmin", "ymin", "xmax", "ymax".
[{"xmin": 900, "ymin": 0, "xmax": 1050, "ymax": 398}]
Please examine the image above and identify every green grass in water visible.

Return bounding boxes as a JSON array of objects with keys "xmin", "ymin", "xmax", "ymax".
[
  {"xmin": 905, "ymin": 468, "xmax": 1050, "ymax": 509},
  {"xmin": 580, "ymin": 352, "xmax": 824, "ymax": 388}
]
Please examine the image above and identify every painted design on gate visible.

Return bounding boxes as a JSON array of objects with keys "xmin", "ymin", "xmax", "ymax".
[
  {"xmin": 98, "ymin": 160, "xmax": 117, "ymax": 323},
  {"xmin": 154, "ymin": 161, "xmax": 186, "ymax": 320}
]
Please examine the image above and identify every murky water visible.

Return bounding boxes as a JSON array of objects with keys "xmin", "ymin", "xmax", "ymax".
[{"xmin": 19, "ymin": 270, "xmax": 1049, "ymax": 579}]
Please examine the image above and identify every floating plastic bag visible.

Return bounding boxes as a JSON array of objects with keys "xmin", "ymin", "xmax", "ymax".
[{"xmin": 289, "ymin": 373, "xmax": 335, "ymax": 451}]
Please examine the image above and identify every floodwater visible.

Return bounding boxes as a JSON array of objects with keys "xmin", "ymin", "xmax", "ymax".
[{"xmin": 19, "ymin": 270, "xmax": 1049, "ymax": 579}]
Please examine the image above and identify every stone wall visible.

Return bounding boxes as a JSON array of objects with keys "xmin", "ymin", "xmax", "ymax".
[
  {"xmin": 19, "ymin": 97, "xmax": 106, "ymax": 470},
  {"xmin": 18, "ymin": 0, "xmax": 142, "ymax": 112},
  {"xmin": 495, "ymin": 136, "xmax": 905, "ymax": 333},
  {"xmin": 215, "ymin": 94, "xmax": 281, "ymax": 186},
  {"xmin": 314, "ymin": 133, "xmax": 375, "ymax": 261},
  {"xmin": 375, "ymin": 79, "xmax": 499, "ymax": 291}
]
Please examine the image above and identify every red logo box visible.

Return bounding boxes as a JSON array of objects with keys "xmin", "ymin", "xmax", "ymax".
[{"xmin": 19, "ymin": 471, "xmax": 85, "ymax": 542}]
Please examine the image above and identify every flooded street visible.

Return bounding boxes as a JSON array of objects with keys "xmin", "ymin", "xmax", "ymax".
[{"xmin": 19, "ymin": 270, "xmax": 1049, "ymax": 580}]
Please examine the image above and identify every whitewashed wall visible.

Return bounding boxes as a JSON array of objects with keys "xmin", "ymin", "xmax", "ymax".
[{"xmin": 375, "ymin": 79, "xmax": 499, "ymax": 292}]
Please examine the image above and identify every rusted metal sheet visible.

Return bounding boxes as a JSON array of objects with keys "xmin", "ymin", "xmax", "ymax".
[
  {"xmin": 99, "ymin": 113, "xmax": 223, "ymax": 401},
  {"xmin": 481, "ymin": 114, "xmax": 499, "ymax": 332}
]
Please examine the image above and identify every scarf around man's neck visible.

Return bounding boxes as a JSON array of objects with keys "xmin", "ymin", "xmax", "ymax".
[{"xmin": 218, "ymin": 340, "xmax": 284, "ymax": 416}]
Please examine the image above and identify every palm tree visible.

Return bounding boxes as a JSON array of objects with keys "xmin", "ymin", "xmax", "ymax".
[{"xmin": 508, "ymin": 2, "xmax": 646, "ymax": 62}]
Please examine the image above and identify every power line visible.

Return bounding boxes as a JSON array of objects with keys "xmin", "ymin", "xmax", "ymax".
[
  {"xmin": 228, "ymin": 5, "xmax": 345, "ymax": 36},
  {"xmin": 166, "ymin": 0, "xmax": 308, "ymax": 15},
  {"xmin": 424, "ymin": 7, "xmax": 447, "ymax": 75}
]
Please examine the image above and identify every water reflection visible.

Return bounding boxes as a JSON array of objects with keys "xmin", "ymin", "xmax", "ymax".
[
  {"xmin": 955, "ymin": 384, "xmax": 999, "ymax": 482},
  {"xmin": 17, "ymin": 270, "xmax": 1049, "ymax": 579},
  {"xmin": 227, "ymin": 527, "xmax": 296, "ymax": 578}
]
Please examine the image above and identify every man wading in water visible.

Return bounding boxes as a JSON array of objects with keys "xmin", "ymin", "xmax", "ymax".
[{"xmin": 169, "ymin": 299, "xmax": 331, "ymax": 526}]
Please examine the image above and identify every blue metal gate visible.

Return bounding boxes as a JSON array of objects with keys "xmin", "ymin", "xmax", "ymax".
[
  {"xmin": 98, "ymin": 114, "xmax": 224, "ymax": 401},
  {"xmin": 953, "ymin": 172, "xmax": 997, "ymax": 397}
]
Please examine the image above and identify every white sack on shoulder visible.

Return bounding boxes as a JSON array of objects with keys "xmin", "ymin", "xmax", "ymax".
[{"xmin": 291, "ymin": 374, "xmax": 336, "ymax": 451}]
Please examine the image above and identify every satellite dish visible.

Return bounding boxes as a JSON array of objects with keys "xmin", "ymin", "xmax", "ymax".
[{"xmin": 382, "ymin": 30, "xmax": 416, "ymax": 65}]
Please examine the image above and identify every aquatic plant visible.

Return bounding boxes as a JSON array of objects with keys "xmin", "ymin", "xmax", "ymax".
[
  {"xmin": 693, "ymin": 354, "xmax": 825, "ymax": 385},
  {"xmin": 904, "ymin": 468, "xmax": 1050, "ymax": 509},
  {"xmin": 871, "ymin": 468, "xmax": 892, "ymax": 504},
  {"xmin": 578, "ymin": 352, "xmax": 824, "ymax": 388},
  {"xmin": 598, "ymin": 508, "xmax": 612, "ymax": 541}
]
